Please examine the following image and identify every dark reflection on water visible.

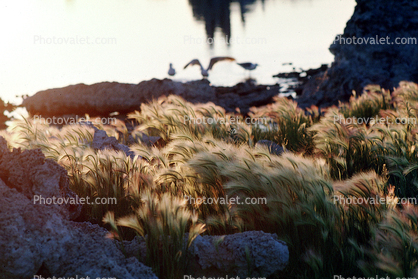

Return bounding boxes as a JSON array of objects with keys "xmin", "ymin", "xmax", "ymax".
[{"xmin": 188, "ymin": 0, "xmax": 259, "ymax": 46}]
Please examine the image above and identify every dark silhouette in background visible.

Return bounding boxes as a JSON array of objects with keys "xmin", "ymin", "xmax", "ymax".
[{"xmin": 188, "ymin": 0, "xmax": 258, "ymax": 46}]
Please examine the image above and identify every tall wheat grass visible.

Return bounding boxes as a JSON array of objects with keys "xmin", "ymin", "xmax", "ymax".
[{"xmin": 3, "ymin": 83, "xmax": 418, "ymax": 279}]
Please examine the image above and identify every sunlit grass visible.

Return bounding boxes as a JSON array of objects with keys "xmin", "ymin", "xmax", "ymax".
[{"xmin": 3, "ymin": 84, "xmax": 418, "ymax": 279}]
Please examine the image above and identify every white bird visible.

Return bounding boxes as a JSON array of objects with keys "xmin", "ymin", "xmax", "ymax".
[
  {"xmin": 184, "ymin": 57, "xmax": 236, "ymax": 78},
  {"xmin": 237, "ymin": 62, "xmax": 259, "ymax": 77},
  {"xmin": 168, "ymin": 63, "xmax": 176, "ymax": 76}
]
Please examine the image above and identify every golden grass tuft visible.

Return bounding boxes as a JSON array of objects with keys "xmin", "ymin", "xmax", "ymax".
[{"xmin": 3, "ymin": 82, "xmax": 418, "ymax": 279}]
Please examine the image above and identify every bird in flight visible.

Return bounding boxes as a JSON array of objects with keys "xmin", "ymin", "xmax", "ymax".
[
  {"xmin": 184, "ymin": 57, "xmax": 236, "ymax": 77},
  {"xmin": 168, "ymin": 63, "xmax": 176, "ymax": 76}
]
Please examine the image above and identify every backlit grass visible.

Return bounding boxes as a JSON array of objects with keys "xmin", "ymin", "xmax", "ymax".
[{"xmin": 3, "ymin": 81, "xmax": 418, "ymax": 279}]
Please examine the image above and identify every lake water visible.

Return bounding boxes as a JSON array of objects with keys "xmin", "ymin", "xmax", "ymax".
[{"xmin": 0, "ymin": 0, "xmax": 356, "ymax": 104}]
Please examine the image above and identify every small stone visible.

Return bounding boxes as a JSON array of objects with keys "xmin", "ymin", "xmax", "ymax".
[{"xmin": 255, "ymin": 140, "xmax": 284, "ymax": 156}]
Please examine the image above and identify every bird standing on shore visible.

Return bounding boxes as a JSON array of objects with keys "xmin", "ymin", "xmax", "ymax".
[
  {"xmin": 237, "ymin": 62, "xmax": 259, "ymax": 77},
  {"xmin": 237, "ymin": 62, "xmax": 258, "ymax": 71},
  {"xmin": 184, "ymin": 57, "xmax": 236, "ymax": 78},
  {"xmin": 168, "ymin": 63, "xmax": 176, "ymax": 76}
]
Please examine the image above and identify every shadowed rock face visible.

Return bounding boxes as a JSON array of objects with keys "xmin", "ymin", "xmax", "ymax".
[
  {"xmin": 298, "ymin": 0, "xmax": 418, "ymax": 108},
  {"xmin": 188, "ymin": 231, "xmax": 289, "ymax": 278},
  {"xmin": 0, "ymin": 136, "xmax": 158, "ymax": 279},
  {"xmin": 78, "ymin": 121, "xmax": 137, "ymax": 159},
  {"xmin": 0, "ymin": 98, "xmax": 18, "ymax": 129},
  {"xmin": 0, "ymin": 136, "xmax": 81, "ymax": 220},
  {"xmin": 23, "ymin": 79, "xmax": 280, "ymax": 117},
  {"xmin": 122, "ymin": 231, "xmax": 289, "ymax": 278}
]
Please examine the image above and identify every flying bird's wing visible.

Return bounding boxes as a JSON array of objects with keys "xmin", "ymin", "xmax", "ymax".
[
  {"xmin": 207, "ymin": 57, "xmax": 235, "ymax": 71},
  {"xmin": 184, "ymin": 59, "xmax": 203, "ymax": 69}
]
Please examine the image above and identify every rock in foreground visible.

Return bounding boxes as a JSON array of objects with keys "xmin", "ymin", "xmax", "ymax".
[
  {"xmin": 189, "ymin": 231, "xmax": 289, "ymax": 278},
  {"xmin": 123, "ymin": 231, "xmax": 289, "ymax": 278},
  {"xmin": 0, "ymin": 137, "xmax": 157, "ymax": 279},
  {"xmin": 23, "ymin": 79, "xmax": 280, "ymax": 117}
]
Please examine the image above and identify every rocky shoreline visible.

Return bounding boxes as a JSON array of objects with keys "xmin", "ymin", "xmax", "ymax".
[
  {"xmin": 2, "ymin": 0, "xmax": 418, "ymax": 277},
  {"xmin": 20, "ymin": 64, "xmax": 332, "ymax": 122},
  {"xmin": 22, "ymin": 79, "xmax": 282, "ymax": 118},
  {"xmin": 297, "ymin": 0, "xmax": 418, "ymax": 108},
  {"xmin": 0, "ymin": 0, "xmax": 415, "ymax": 124}
]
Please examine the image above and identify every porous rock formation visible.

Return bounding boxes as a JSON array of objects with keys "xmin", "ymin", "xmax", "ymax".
[
  {"xmin": 0, "ymin": 136, "xmax": 81, "ymax": 220},
  {"xmin": 123, "ymin": 231, "xmax": 289, "ymax": 278},
  {"xmin": 189, "ymin": 231, "xmax": 289, "ymax": 277},
  {"xmin": 298, "ymin": 0, "xmax": 418, "ymax": 108},
  {"xmin": 23, "ymin": 79, "xmax": 280, "ymax": 117},
  {"xmin": 79, "ymin": 121, "xmax": 137, "ymax": 159},
  {"xmin": 0, "ymin": 136, "xmax": 158, "ymax": 279}
]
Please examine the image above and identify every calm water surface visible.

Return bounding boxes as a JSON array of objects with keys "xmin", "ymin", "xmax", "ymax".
[{"xmin": 0, "ymin": 0, "xmax": 356, "ymax": 104}]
